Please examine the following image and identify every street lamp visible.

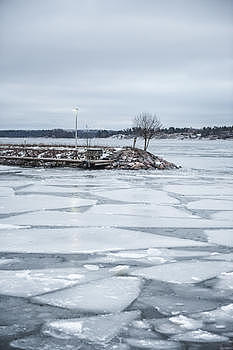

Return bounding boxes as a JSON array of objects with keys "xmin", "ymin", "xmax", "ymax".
[{"xmin": 72, "ymin": 107, "xmax": 79, "ymax": 148}]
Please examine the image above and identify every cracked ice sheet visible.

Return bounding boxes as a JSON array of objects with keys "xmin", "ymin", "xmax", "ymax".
[
  {"xmin": 17, "ymin": 184, "xmax": 87, "ymax": 195},
  {"xmin": 1, "ymin": 209, "xmax": 231, "ymax": 227},
  {"xmin": 210, "ymin": 211, "xmax": 233, "ymax": 224},
  {"xmin": 131, "ymin": 261, "xmax": 233, "ymax": 284},
  {"xmin": 0, "ymin": 223, "xmax": 30, "ymax": 230},
  {"xmin": 150, "ymin": 315, "xmax": 203, "ymax": 335},
  {"xmin": 125, "ymin": 339, "xmax": 183, "ymax": 349},
  {"xmin": 42, "ymin": 311, "xmax": 140, "ymax": 343},
  {"xmin": 206, "ymin": 229, "xmax": 233, "ymax": 247},
  {"xmin": 187, "ymin": 199, "xmax": 233, "ymax": 210},
  {"xmin": 87, "ymin": 204, "xmax": 200, "ymax": 219},
  {"xmin": 88, "ymin": 249, "xmax": 211, "ymax": 266},
  {"xmin": 32, "ymin": 276, "xmax": 142, "ymax": 313},
  {"xmin": 214, "ymin": 272, "xmax": 233, "ymax": 290},
  {"xmin": 191, "ymin": 304, "xmax": 233, "ymax": 323},
  {"xmin": 170, "ymin": 330, "xmax": 229, "ymax": 343},
  {"xmin": 94, "ymin": 188, "xmax": 179, "ymax": 204},
  {"xmin": 136, "ymin": 294, "xmax": 220, "ymax": 316},
  {"xmin": 0, "ymin": 267, "xmax": 116, "ymax": 297},
  {"xmin": 0, "ymin": 186, "xmax": 15, "ymax": 197},
  {"xmin": 0, "ymin": 194, "xmax": 96, "ymax": 214},
  {"xmin": 204, "ymin": 252, "xmax": 233, "ymax": 261},
  {"xmin": 0, "ymin": 227, "xmax": 209, "ymax": 254},
  {"xmin": 164, "ymin": 184, "xmax": 233, "ymax": 197},
  {"xmin": 0, "ymin": 258, "xmax": 19, "ymax": 266}
]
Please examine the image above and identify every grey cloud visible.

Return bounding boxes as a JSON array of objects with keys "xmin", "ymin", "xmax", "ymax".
[{"xmin": 0, "ymin": 0, "xmax": 232, "ymax": 129}]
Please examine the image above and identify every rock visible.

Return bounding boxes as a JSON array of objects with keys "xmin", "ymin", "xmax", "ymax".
[
  {"xmin": 108, "ymin": 148, "xmax": 179, "ymax": 170},
  {"xmin": 0, "ymin": 145, "xmax": 179, "ymax": 170}
]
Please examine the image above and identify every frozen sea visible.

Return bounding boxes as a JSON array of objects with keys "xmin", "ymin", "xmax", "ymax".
[{"xmin": 0, "ymin": 138, "xmax": 233, "ymax": 350}]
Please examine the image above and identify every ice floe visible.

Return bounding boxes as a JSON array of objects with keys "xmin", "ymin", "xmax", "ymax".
[
  {"xmin": 88, "ymin": 203, "xmax": 197, "ymax": 219},
  {"xmin": 214, "ymin": 272, "xmax": 233, "ymax": 290},
  {"xmin": 94, "ymin": 188, "xmax": 179, "ymax": 204},
  {"xmin": 0, "ymin": 324, "xmax": 35, "ymax": 339},
  {"xmin": 131, "ymin": 261, "xmax": 233, "ymax": 284},
  {"xmin": 32, "ymin": 276, "xmax": 142, "ymax": 313},
  {"xmin": 10, "ymin": 335, "xmax": 81, "ymax": 350},
  {"xmin": 125, "ymin": 338, "xmax": 182, "ymax": 349},
  {"xmin": 0, "ymin": 223, "xmax": 30, "ymax": 230},
  {"xmin": 135, "ymin": 294, "xmax": 219, "ymax": 316},
  {"xmin": 204, "ymin": 252, "xmax": 233, "ymax": 261},
  {"xmin": 170, "ymin": 330, "xmax": 229, "ymax": 343},
  {"xmin": 0, "ymin": 258, "xmax": 19, "ymax": 265},
  {"xmin": 2, "ymin": 208, "xmax": 230, "ymax": 227},
  {"xmin": 17, "ymin": 184, "xmax": 86, "ymax": 194},
  {"xmin": 0, "ymin": 186, "xmax": 15, "ymax": 197},
  {"xmin": 0, "ymin": 227, "xmax": 209, "ymax": 254},
  {"xmin": 42, "ymin": 311, "xmax": 140, "ymax": 343},
  {"xmin": 192, "ymin": 304, "xmax": 233, "ymax": 323},
  {"xmin": 211, "ymin": 211, "xmax": 233, "ymax": 224},
  {"xmin": 206, "ymin": 229, "xmax": 233, "ymax": 247},
  {"xmin": 0, "ymin": 194, "xmax": 96, "ymax": 214},
  {"xmin": 150, "ymin": 315, "xmax": 203, "ymax": 335},
  {"xmin": 164, "ymin": 184, "xmax": 233, "ymax": 197},
  {"xmin": 187, "ymin": 199, "xmax": 233, "ymax": 210},
  {"xmin": 0, "ymin": 267, "xmax": 116, "ymax": 297},
  {"xmin": 88, "ymin": 248, "xmax": 210, "ymax": 266}
]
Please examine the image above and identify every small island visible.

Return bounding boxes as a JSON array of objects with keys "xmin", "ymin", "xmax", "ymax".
[{"xmin": 0, "ymin": 144, "xmax": 179, "ymax": 170}]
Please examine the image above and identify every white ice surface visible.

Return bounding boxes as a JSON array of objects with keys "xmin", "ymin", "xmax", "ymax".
[
  {"xmin": 108, "ymin": 248, "xmax": 210, "ymax": 259},
  {"xmin": 0, "ymin": 223, "xmax": 30, "ymax": 230},
  {"xmin": 87, "ymin": 203, "xmax": 200, "ymax": 219},
  {"xmin": 0, "ymin": 227, "xmax": 209, "ymax": 254},
  {"xmin": 214, "ymin": 272, "xmax": 233, "ymax": 290},
  {"xmin": 43, "ymin": 311, "xmax": 140, "ymax": 343},
  {"xmin": 94, "ymin": 188, "xmax": 179, "ymax": 204},
  {"xmin": 170, "ymin": 330, "xmax": 229, "ymax": 343},
  {"xmin": 210, "ymin": 211, "xmax": 233, "ymax": 224},
  {"xmin": 32, "ymin": 276, "xmax": 142, "ymax": 313},
  {"xmin": 0, "ymin": 258, "xmax": 19, "ymax": 265},
  {"xmin": 206, "ymin": 229, "xmax": 233, "ymax": 247},
  {"xmin": 164, "ymin": 184, "xmax": 233, "ymax": 197},
  {"xmin": 204, "ymin": 252, "xmax": 233, "ymax": 261},
  {"xmin": 0, "ymin": 195, "xmax": 96, "ymax": 214},
  {"xmin": 17, "ymin": 184, "xmax": 85, "ymax": 194},
  {"xmin": 126, "ymin": 338, "xmax": 182, "ymax": 349},
  {"xmin": 136, "ymin": 294, "xmax": 218, "ymax": 316},
  {"xmin": 131, "ymin": 261, "xmax": 233, "ymax": 284},
  {"xmin": 0, "ymin": 186, "xmax": 15, "ymax": 197},
  {"xmin": 0, "ymin": 269, "xmax": 77, "ymax": 297},
  {"xmin": 169, "ymin": 315, "xmax": 203, "ymax": 330},
  {"xmin": 192, "ymin": 304, "xmax": 233, "ymax": 322},
  {"xmin": 151, "ymin": 316, "xmax": 202, "ymax": 335},
  {"xmin": 187, "ymin": 199, "xmax": 233, "ymax": 210},
  {"xmin": 88, "ymin": 248, "xmax": 210, "ymax": 266},
  {"xmin": 2, "ymin": 209, "xmax": 230, "ymax": 227},
  {"xmin": 0, "ymin": 267, "xmax": 117, "ymax": 297}
]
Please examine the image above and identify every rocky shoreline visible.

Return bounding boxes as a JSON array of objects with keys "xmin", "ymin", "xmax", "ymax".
[
  {"xmin": 106, "ymin": 148, "xmax": 179, "ymax": 170},
  {"xmin": 0, "ymin": 144, "xmax": 179, "ymax": 170}
]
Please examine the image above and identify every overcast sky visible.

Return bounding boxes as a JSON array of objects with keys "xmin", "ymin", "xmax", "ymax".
[{"xmin": 0, "ymin": 0, "xmax": 233, "ymax": 130}]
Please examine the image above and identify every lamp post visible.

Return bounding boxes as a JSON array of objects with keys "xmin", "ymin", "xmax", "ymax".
[{"xmin": 72, "ymin": 107, "xmax": 79, "ymax": 148}]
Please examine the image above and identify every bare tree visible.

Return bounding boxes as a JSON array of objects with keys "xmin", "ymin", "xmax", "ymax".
[{"xmin": 133, "ymin": 113, "xmax": 162, "ymax": 151}]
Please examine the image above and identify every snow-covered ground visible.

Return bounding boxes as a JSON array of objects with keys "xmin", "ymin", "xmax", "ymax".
[{"xmin": 0, "ymin": 138, "xmax": 233, "ymax": 350}]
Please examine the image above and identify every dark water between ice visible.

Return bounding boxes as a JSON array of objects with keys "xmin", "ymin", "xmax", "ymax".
[{"xmin": 0, "ymin": 138, "xmax": 233, "ymax": 349}]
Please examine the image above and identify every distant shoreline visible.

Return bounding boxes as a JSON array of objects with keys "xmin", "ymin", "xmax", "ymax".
[{"xmin": 0, "ymin": 125, "xmax": 232, "ymax": 140}]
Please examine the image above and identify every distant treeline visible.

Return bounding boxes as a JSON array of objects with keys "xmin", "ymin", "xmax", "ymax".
[
  {"xmin": 0, "ymin": 129, "xmax": 121, "ymax": 138},
  {"xmin": 0, "ymin": 126, "xmax": 233, "ymax": 139}
]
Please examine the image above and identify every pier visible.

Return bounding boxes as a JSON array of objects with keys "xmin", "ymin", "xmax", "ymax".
[{"xmin": 0, "ymin": 144, "xmax": 113, "ymax": 169}]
